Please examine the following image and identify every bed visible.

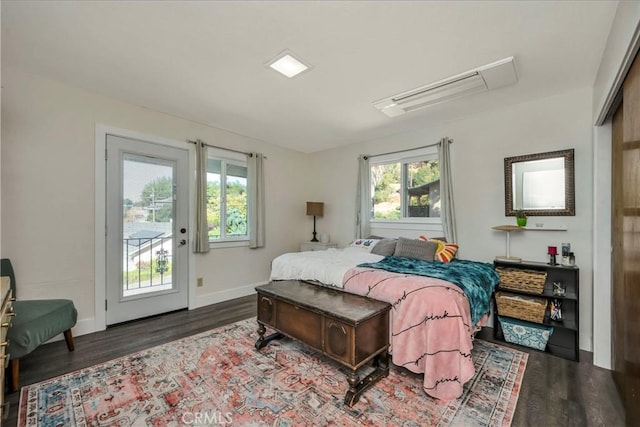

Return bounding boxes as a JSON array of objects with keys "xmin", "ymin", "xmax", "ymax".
[
  {"xmin": 269, "ymin": 246, "xmax": 384, "ymax": 287},
  {"xmin": 269, "ymin": 237, "xmax": 500, "ymax": 401}
]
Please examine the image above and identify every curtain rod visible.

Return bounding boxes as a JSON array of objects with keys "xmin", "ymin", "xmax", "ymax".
[
  {"xmin": 187, "ymin": 139, "xmax": 255, "ymax": 157},
  {"xmin": 363, "ymin": 138, "xmax": 453, "ymax": 160}
]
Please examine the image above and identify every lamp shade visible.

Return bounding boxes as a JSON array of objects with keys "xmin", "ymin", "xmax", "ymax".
[{"xmin": 306, "ymin": 202, "xmax": 324, "ymax": 216}]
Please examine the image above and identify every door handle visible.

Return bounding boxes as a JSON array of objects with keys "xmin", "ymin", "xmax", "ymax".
[{"xmin": 179, "ymin": 239, "xmax": 187, "ymax": 246}]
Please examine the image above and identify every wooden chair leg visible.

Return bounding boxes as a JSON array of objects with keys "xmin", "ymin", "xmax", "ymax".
[
  {"xmin": 63, "ymin": 329, "xmax": 75, "ymax": 352},
  {"xmin": 10, "ymin": 358, "xmax": 19, "ymax": 393}
]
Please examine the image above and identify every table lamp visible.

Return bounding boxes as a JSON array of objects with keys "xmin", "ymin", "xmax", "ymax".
[
  {"xmin": 492, "ymin": 225, "xmax": 524, "ymax": 262},
  {"xmin": 306, "ymin": 202, "xmax": 324, "ymax": 242}
]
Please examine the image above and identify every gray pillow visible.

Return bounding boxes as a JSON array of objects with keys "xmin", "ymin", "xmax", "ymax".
[
  {"xmin": 370, "ymin": 238, "xmax": 398, "ymax": 256},
  {"xmin": 393, "ymin": 237, "xmax": 438, "ymax": 261}
]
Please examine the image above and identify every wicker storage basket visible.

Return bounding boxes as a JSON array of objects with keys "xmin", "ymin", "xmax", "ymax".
[
  {"xmin": 496, "ymin": 267, "xmax": 547, "ymax": 294},
  {"xmin": 495, "ymin": 291, "xmax": 547, "ymax": 323}
]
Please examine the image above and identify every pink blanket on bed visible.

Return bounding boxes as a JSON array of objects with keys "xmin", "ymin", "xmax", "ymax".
[{"xmin": 343, "ymin": 266, "xmax": 479, "ymax": 400}]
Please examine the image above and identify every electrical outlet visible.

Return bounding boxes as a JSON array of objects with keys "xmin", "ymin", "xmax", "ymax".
[{"xmin": 197, "ymin": 277, "xmax": 204, "ymax": 287}]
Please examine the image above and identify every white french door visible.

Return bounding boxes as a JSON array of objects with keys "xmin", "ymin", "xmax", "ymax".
[{"xmin": 105, "ymin": 134, "xmax": 189, "ymax": 325}]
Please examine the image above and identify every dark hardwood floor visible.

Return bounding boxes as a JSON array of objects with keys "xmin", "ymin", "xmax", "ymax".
[
  {"xmin": 3, "ymin": 296, "xmax": 625, "ymax": 426},
  {"xmin": 476, "ymin": 328, "xmax": 625, "ymax": 427}
]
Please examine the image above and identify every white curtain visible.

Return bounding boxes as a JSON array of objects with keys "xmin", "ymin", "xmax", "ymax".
[
  {"xmin": 194, "ymin": 140, "xmax": 210, "ymax": 253},
  {"xmin": 355, "ymin": 155, "xmax": 370, "ymax": 239},
  {"xmin": 248, "ymin": 153, "xmax": 265, "ymax": 248},
  {"xmin": 439, "ymin": 137, "xmax": 457, "ymax": 243}
]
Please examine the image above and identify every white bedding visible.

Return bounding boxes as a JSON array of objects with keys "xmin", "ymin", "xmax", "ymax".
[{"xmin": 269, "ymin": 247, "xmax": 384, "ymax": 287}]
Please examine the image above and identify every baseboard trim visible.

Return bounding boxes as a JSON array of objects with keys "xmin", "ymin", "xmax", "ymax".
[
  {"xmin": 44, "ymin": 317, "xmax": 97, "ymax": 343},
  {"xmin": 194, "ymin": 282, "xmax": 264, "ymax": 309},
  {"xmin": 48, "ymin": 286, "xmax": 263, "ymax": 340}
]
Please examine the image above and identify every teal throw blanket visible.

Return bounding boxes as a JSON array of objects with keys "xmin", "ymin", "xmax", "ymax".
[{"xmin": 357, "ymin": 257, "xmax": 500, "ymax": 325}]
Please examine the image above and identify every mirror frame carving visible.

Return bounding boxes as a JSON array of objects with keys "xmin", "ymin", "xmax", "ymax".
[{"xmin": 504, "ymin": 148, "xmax": 575, "ymax": 217}]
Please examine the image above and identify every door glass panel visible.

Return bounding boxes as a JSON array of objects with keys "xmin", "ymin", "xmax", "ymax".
[{"xmin": 122, "ymin": 154, "xmax": 175, "ymax": 298}]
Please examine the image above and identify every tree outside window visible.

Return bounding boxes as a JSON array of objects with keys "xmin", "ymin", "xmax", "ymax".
[
  {"xmin": 206, "ymin": 158, "xmax": 248, "ymax": 241},
  {"xmin": 371, "ymin": 158, "xmax": 440, "ymax": 220},
  {"xmin": 140, "ymin": 176, "xmax": 173, "ymax": 222}
]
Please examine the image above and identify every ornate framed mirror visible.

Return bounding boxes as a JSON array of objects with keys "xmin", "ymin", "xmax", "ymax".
[{"xmin": 504, "ymin": 148, "xmax": 575, "ymax": 216}]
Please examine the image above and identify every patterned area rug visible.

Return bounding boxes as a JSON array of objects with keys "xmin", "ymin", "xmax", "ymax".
[{"xmin": 19, "ymin": 318, "xmax": 527, "ymax": 426}]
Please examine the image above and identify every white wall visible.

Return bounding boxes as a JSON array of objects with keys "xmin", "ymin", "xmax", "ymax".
[
  {"xmin": 1, "ymin": 67, "xmax": 310, "ymax": 335},
  {"xmin": 310, "ymin": 87, "xmax": 595, "ymax": 351},
  {"xmin": 592, "ymin": 121, "xmax": 612, "ymax": 369},
  {"xmin": 593, "ymin": 1, "xmax": 640, "ymax": 123}
]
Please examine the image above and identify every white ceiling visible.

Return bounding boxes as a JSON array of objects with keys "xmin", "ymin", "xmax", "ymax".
[{"xmin": 1, "ymin": 1, "xmax": 618, "ymax": 153}]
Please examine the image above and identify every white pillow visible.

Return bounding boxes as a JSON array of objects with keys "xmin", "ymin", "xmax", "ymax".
[{"xmin": 348, "ymin": 239, "xmax": 380, "ymax": 252}]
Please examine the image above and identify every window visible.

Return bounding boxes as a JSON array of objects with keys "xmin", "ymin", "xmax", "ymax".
[
  {"xmin": 206, "ymin": 151, "xmax": 248, "ymax": 242},
  {"xmin": 370, "ymin": 149, "xmax": 440, "ymax": 222}
]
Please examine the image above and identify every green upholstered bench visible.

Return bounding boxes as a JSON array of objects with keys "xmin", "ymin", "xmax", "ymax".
[{"xmin": 1, "ymin": 259, "xmax": 77, "ymax": 392}]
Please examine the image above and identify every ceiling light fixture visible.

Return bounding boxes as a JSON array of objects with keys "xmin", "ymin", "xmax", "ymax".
[{"xmin": 267, "ymin": 50, "xmax": 310, "ymax": 78}]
